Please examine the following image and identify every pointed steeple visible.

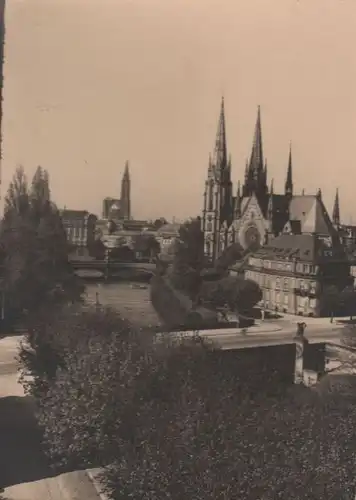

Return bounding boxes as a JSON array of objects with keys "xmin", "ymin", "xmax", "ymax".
[
  {"xmin": 270, "ymin": 178, "xmax": 274, "ymax": 195},
  {"xmin": 249, "ymin": 105, "xmax": 264, "ymax": 178},
  {"xmin": 285, "ymin": 142, "xmax": 293, "ymax": 196},
  {"xmin": 237, "ymin": 180, "xmax": 241, "ymax": 198},
  {"xmin": 332, "ymin": 188, "xmax": 340, "ymax": 226},
  {"xmin": 212, "ymin": 96, "xmax": 227, "ymax": 175},
  {"xmin": 242, "ymin": 106, "xmax": 268, "ymax": 202}
]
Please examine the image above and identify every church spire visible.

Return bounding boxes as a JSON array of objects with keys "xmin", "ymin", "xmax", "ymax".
[
  {"xmin": 120, "ymin": 160, "xmax": 131, "ymax": 220},
  {"xmin": 242, "ymin": 106, "xmax": 267, "ymax": 200},
  {"xmin": 285, "ymin": 142, "xmax": 293, "ymax": 196},
  {"xmin": 212, "ymin": 96, "xmax": 227, "ymax": 175},
  {"xmin": 332, "ymin": 188, "xmax": 340, "ymax": 226},
  {"xmin": 249, "ymin": 105, "xmax": 264, "ymax": 178}
]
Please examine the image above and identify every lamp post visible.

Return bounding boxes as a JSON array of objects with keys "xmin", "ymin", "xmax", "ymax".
[{"xmin": 104, "ymin": 248, "xmax": 110, "ymax": 281}]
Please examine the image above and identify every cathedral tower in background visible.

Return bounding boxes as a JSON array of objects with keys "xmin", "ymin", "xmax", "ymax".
[{"xmin": 120, "ymin": 160, "xmax": 131, "ymax": 220}]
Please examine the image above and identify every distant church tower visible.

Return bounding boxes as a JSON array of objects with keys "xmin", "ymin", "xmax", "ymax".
[
  {"xmin": 202, "ymin": 97, "xmax": 233, "ymax": 261},
  {"xmin": 120, "ymin": 161, "xmax": 131, "ymax": 220}
]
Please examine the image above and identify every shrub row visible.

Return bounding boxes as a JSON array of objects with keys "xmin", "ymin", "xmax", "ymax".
[{"xmin": 150, "ymin": 274, "xmax": 217, "ymax": 330}]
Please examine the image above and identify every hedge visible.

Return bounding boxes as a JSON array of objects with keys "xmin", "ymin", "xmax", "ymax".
[{"xmin": 150, "ymin": 274, "xmax": 217, "ymax": 331}]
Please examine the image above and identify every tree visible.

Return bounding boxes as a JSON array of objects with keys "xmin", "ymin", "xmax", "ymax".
[
  {"xmin": 340, "ymin": 286, "xmax": 356, "ymax": 321},
  {"xmin": 22, "ymin": 301, "xmax": 356, "ymax": 499},
  {"xmin": 320, "ymin": 285, "xmax": 341, "ymax": 322},
  {"xmin": 98, "ymin": 339, "xmax": 356, "ymax": 500},
  {"xmin": 199, "ymin": 276, "xmax": 262, "ymax": 319},
  {"xmin": 26, "ymin": 305, "xmax": 151, "ymax": 469},
  {"xmin": 89, "ymin": 237, "xmax": 106, "ymax": 260},
  {"xmin": 215, "ymin": 242, "xmax": 246, "ymax": 272},
  {"xmin": 153, "ymin": 217, "xmax": 168, "ymax": 230},
  {"xmin": 169, "ymin": 218, "xmax": 204, "ymax": 302},
  {"xmin": 0, "ymin": 166, "xmax": 83, "ymax": 325},
  {"xmin": 133, "ymin": 234, "xmax": 160, "ymax": 261}
]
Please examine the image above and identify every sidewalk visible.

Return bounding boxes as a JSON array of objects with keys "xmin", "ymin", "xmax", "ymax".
[{"xmin": 270, "ymin": 311, "xmax": 351, "ymax": 328}]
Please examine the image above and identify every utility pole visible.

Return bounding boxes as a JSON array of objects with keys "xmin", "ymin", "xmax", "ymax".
[{"xmin": 104, "ymin": 248, "xmax": 110, "ymax": 281}]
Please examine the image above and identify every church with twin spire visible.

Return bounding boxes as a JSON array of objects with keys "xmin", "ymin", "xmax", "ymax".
[
  {"xmin": 201, "ymin": 98, "xmax": 349, "ymax": 264},
  {"xmin": 202, "ymin": 98, "xmax": 296, "ymax": 261}
]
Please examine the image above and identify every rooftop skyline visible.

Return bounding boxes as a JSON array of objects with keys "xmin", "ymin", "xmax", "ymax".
[{"xmin": 2, "ymin": 0, "xmax": 356, "ymax": 222}]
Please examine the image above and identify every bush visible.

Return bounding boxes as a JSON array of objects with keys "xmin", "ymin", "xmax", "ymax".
[
  {"xmin": 150, "ymin": 274, "xmax": 189, "ymax": 329},
  {"xmin": 97, "ymin": 340, "xmax": 356, "ymax": 500},
  {"xmin": 21, "ymin": 300, "xmax": 356, "ymax": 499},
  {"xmin": 199, "ymin": 276, "xmax": 262, "ymax": 317},
  {"xmin": 18, "ymin": 304, "xmax": 141, "ymax": 469},
  {"xmin": 150, "ymin": 274, "xmax": 217, "ymax": 330},
  {"xmin": 18, "ymin": 302, "xmax": 133, "ymax": 400}
]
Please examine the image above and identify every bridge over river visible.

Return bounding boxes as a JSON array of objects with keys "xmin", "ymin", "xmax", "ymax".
[{"xmin": 70, "ymin": 259, "xmax": 156, "ymax": 280}]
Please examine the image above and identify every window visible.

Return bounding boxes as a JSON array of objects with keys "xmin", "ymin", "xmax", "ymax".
[
  {"xmin": 284, "ymin": 295, "xmax": 289, "ymax": 305},
  {"xmin": 275, "ymin": 277, "xmax": 281, "ymax": 290},
  {"xmin": 283, "ymin": 278, "xmax": 289, "ymax": 291},
  {"xmin": 207, "ymin": 222, "xmax": 212, "ymax": 232}
]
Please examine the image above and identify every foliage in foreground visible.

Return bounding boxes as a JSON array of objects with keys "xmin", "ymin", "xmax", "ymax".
[
  {"xmin": 100, "ymin": 387, "xmax": 356, "ymax": 500},
  {"xmin": 19, "ymin": 304, "xmax": 356, "ymax": 499}
]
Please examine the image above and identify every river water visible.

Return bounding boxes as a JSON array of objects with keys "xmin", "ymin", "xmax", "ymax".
[{"xmin": 85, "ymin": 282, "xmax": 161, "ymax": 328}]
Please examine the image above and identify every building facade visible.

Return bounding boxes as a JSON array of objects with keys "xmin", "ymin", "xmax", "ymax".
[
  {"xmin": 60, "ymin": 209, "xmax": 97, "ymax": 257},
  {"xmin": 156, "ymin": 222, "xmax": 181, "ymax": 259},
  {"xmin": 244, "ymin": 199, "xmax": 352, "ymax": 316}
]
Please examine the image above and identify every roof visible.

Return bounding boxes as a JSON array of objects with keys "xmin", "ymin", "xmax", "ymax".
[
  {"xmin": 254, "ymin": 233, "xmax": 317, "ymax": 262},
  {"xmin": 288, "ymin": 195, "xmax": 334, "ymax": 235},
  {"xmin": 157, "ymin": 223, "xmax": 181, "ymax": 236},
  {"xmin": 269, "ymin": 194, "xmax": 290, "ymax": 234},
  {"xmin": 60, "ymin": 209, "xmax": 95, "ymax": 220},
  {"xmin": 254, "ymin": 230, "xmax": 347, "ymax": 264}
]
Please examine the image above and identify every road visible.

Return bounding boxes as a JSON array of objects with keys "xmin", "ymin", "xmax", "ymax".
[
  {"xmin": 162, "ymin": 323, "xmax": 344, "ymax": 350},
  {"xmin": 0, "ymin": 335, "xmax": 102, "ymax": 500},
  {"xmin": 84, "ymin": 283, "xmax": 345, "ymax": 350}
]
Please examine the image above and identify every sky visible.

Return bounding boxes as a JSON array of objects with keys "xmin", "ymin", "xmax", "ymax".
[{"xmin": 2, "ymin": 0, "xmax": 356, "ymax": 222}]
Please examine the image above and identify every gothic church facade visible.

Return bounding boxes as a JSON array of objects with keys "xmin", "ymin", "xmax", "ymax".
[{"xmin": 202, "ymin": 98, "xmax": 295, "ymax": 262}]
